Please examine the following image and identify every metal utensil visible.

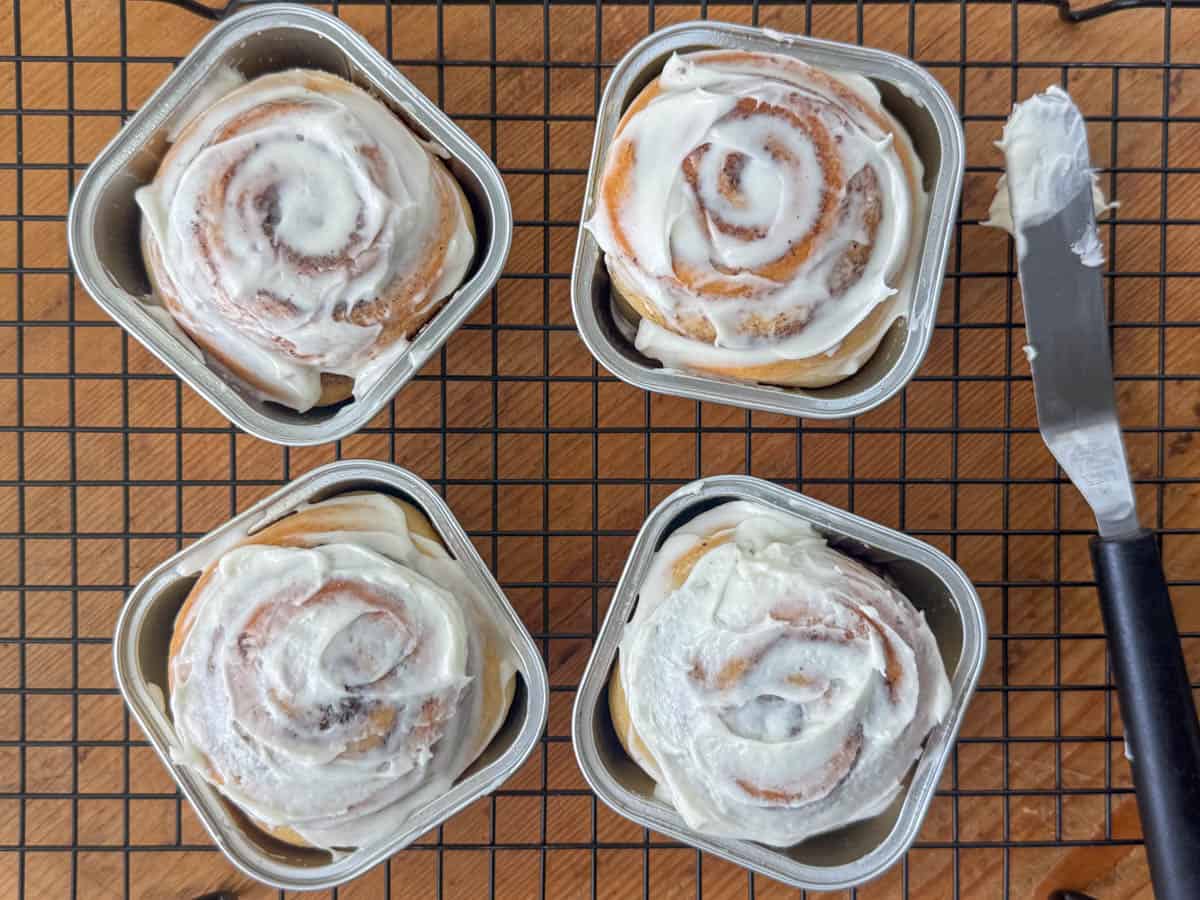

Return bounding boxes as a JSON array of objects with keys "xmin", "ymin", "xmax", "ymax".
[{"xmin": 1003, "ymin": 87, "xmax": 1200, "ymax": 900}]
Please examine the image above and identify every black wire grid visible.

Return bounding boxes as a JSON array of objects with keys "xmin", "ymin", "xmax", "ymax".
[{"xmin": 4, "ymin": 0, "xmax": 1199, "ymax": 897}]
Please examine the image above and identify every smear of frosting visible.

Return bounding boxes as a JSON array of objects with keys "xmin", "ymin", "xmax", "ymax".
[
  {"xmin": 984, "ymin": 172, "xmax": 1115, "ymax": 238},
  {"xmin": 1070, "ymin": 224, "xmax": 1105, "ymax": 268},
  {"xmin": 990, "ymin": 86, "xmax": 1111, "ymax": 261},
  {"xmin": 617, "ymin": 500, "xmax": 951, "ymax": 847}
]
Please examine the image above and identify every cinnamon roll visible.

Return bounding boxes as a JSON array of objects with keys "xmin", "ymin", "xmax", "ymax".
[
  {"xmin": 609, "ymin": 501, "xmax": 950, "ymax": 846},
  {"xmin": 587, "ymin": 51, "xmax": 924, "ymax": 387},
  {"xmin": 168, "ymin": 492, "xmax": 517, "ymax": 850},
  {"xmin": 137, "ymin": 69, "xmax": 476, "ymax": 412}
]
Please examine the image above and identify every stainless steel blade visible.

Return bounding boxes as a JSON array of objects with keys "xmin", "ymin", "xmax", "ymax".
[{"xmin": 1005, "ymin": 91, "xmax": 1139, "ymax": 538}]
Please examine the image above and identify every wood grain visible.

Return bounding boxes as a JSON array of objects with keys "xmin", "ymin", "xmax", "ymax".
[{"xmin": 1, "ymin": 0, "xmax": 1198, "ymax": 897}]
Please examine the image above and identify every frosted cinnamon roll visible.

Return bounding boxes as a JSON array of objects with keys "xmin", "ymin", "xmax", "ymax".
[
  {"xmin": 587, "ymin": 51, "xmax": 924, "ymax": 387},
  {"xmin": 137, "ymin": 69, "xmax": 476, "ymax": 412},
  {"xmin": 168, "ymin": 492, "xmax": 516, "ymax": 849},
  {"xmin": 609, "ymin": 501, "xmax": 950, "ymax": 846}
]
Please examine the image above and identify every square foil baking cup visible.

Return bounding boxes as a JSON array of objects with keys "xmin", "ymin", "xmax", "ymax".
[
  {"xmin": 572, "ymin": 475, "xmax": 986, "ymax": 891},
  {"xmin": 113, "ymin": 461, "xmax": 548, "ymax": 890},
  {"xmin": 68, "ymin": 4, "xmax": 512, "ymax": 445},
  {"xmin": 571, "ymin": 22, "xmax": 964, "ymax": 419}
]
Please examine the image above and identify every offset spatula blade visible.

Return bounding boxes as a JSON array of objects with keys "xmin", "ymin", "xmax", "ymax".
[
  {"xmin": 1002, "ymin": 86, "xmax": 1137, "ymax": 538},
  {"xmin": 1015, "ymin": 186, "xmax": 1137, "ymax": 537},
  {"xmin": 1002, "ymin": 86, "xmax": 1200, "ymax": 900}
]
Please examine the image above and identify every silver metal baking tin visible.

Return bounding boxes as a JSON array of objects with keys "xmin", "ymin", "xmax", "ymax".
[
  {"xmin": 113, "ymin": 461, "xmax": 548, "ymax": 891},
  {"xmin": 571, "ymin": 22, "xmax": 964, "ymax": 419},
  {"xmin": 68, "ymin": 5, "xmax": 512, "ymax": 446},
  {"xmin": 572, "ymin": 475, "xmax": 986, "ymax": 891}
]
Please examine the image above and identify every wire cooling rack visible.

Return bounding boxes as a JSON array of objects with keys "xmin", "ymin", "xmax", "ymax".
[{"xmin": 4, "ymin": 0, "xmax": 1200, "ymax": 897}]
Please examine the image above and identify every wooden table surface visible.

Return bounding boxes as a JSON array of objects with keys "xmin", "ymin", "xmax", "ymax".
[{"xmin": 3, "ymin": 0, "xmax": 1200, "ymax": 897}]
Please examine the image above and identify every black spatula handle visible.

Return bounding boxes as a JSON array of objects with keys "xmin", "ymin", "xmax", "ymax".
[{"xmin": 1091, "ymin": 530, "xmax": 1200, "ymax": 900}]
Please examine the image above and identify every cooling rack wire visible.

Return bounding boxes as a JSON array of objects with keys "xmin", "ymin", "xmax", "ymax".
[{"xmin": 3, "ymin": 0, "xmax": 1199, "ymax": 896}]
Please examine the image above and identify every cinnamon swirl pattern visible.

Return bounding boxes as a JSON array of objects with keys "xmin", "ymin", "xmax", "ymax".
[
  {"xmin": 169, "ymin": 493, "xmax": 516, "ymax": 850},
  {"xmin": 137, "ymin": 69, "xmax": 475, "ymax": 412},
  {"xmin": 610, "ymin": 501, "xmax": 950, "ymax": 846},
  {"xmin": 587, "ymin": 51, "xmax": 924, "ymax": 387}
]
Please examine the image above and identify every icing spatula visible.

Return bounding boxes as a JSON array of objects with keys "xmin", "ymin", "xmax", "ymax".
[{"xmin": 1002, "ymin": 86, "xmax": 1200, "ymax": 900}]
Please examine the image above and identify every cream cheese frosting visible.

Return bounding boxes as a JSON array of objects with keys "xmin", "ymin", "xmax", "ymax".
[
  {"xmin": 588, "ymin": 51, "xmax": 925, "ymax": 370},
  {"xmin": 983, "ymin": 172, "xmax": 1113, "ymax": 240},
  {"xmin": 988, "ymin": 86, "xmax": 1109, "ymax": 262},
  {"xmin": 617, "ymin": 500, "xmax": 951, "ymax": 846},
  {"xmin": 170, "ymin": 493, "xmax": 515, "ymax": 849},
  {"xmin": 137, "ymin": 70, "xmax": 475, "ymax": 412}
]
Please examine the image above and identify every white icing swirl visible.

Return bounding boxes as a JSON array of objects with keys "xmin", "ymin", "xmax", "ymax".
[
  {"xmin": 618, "ymin": 500, "xmax": 951, "ymax": 846},
  {"xmin": 588, "ymin": 51, "xmax": 923, "ymax": 370},
  {"xmin": 137, "ymin": 70, "xmax": 475, "ymax": 412},
  {"xmin": 170, "ymin": 494, "xmax": 513, "ymax": 849}
]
